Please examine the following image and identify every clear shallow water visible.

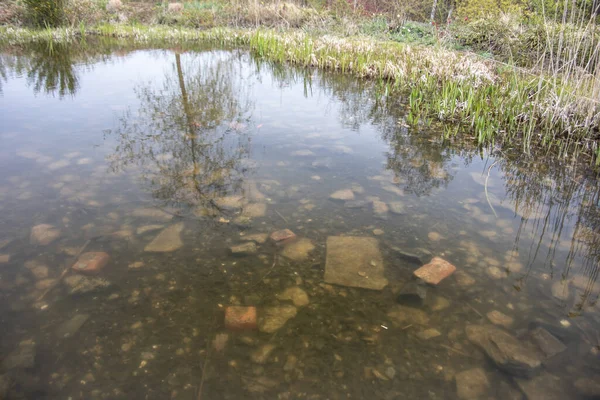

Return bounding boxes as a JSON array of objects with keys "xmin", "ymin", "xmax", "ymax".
[{"xmin": 0, "ymin": 41, "xmax": 599, "ymax": 399}]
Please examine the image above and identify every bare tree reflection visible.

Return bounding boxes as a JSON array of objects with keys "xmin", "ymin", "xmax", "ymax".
[
  {"xmin": 497, "ymin": 157, "xmax": 600, "ymax": 315},
  {"xmin": 107, "ymin": 51, "xmax": 254, "ymax": 218}
]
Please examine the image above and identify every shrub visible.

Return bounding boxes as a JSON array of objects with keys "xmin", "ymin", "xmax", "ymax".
[
  {"xmin": 106, "ymin": 0, "xmax": 122, "ymax": 12},
  {"xmin": 23, "ymin": 0, "xmax": 65, "ymax": 27},
  {"xmin": 159, "ymin": 6, "xmax": 215, "ymax": 28},
  {"xmin": 168, "ymin": 3, "xmax": 184, "ymax": 13},
  {"xmin": 63, "ymin": 0, "xmax": 104, "ymax": 25},
  {"xmin": 456, "ymin": 0, "xmax": 523, "ymax": 19}
]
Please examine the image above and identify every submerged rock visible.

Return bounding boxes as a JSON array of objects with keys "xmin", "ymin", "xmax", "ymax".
[
  {"xmin": 2, "ymin": 340, "xmax": 36, "ymax": 370},
  {"xmin": 575, "ymin": 377, "xmax": 600, "ymax": 398},
  {"xmin": 230, "ymin": 242, "xmax": 258, "ymax": 256},
  {"xmin": 455, "ymin": 368, "xmax": 489, "ymax": 400},
  {"xmin": 212, "ymin": 333, "xmax": 229, "ymax": 353},
  {"xmin": 55, "ymin": 314, "xmax": 90, "ymax": 339},
  {"xmin": 0, "ymin": 375, "xmax": 11, "ymax": 398},
  {"xmin": 344, "ymin": 200, "xmax": 368, "ymax": 209},
  {"xmin": 311, "ymin": 158, "xmax": 333, "ymax": 169},
  {"xmin": 388, "ymin": 201, "xmax": 405, "ymax": 215},
  {"xmin": 215, "ymin": 196, "xmax": 245, "ymax": 210},
  {"xmin": 242, "ymin": 203, "xmax": 267, "ymax": 218},
  {"xmin": 429, "ymin": 296, "xmax": 450, "ymax": 311},
  {"xmin": 428, "ymin": 232, "xmax": 442, "ymax": 242},
  {"xmin": 71, "ymin": 252, "xmax": 110, "ymax": 275},
  {"xmin": 466, "ymin": 324, "xmax": 542, "ymax": 377},
  {"xmin": 30, "ymin": 224, "xmax": 61, "ymax": 246},
  {"xmin": 454, "ymin": 270, "xmax": 476, "ymax": 286},
  {"xmin": 131, "ymin": 207, "xmax": 173, "ymax": 222},
  {"xmin": 35, "ymin": 279, "xmax": 58, "ymax": 290},
  {"xmin": 0, "ymin": 254, "xmax": 9, "ymax": 264},
  {"xmin": 514, "ymin": 373, "xmax": 570, "ymax": 400},
  {"xmin": 277, "ymin": 287, "xmax": 309, "ymax": 307},
  {"xmin": 250, "ymin": 344, "xmax": 277, "ymax": 364},
  {"xmin": 324, "ymin": 236, "xmax": 387, "ymax": 290},
  {"xmin": 258, "ymin": 306, "xmax": 297, "ymax": 333},
  {"xmin": 292, "ymin": 150, "xmax": 315, "ymax": 157},
  {"xmin": 283, "ymin": 354, "xmax": 298, "ymax": 371},
  {"xmin": 391, "ymin": 246, "xmax": 432, "ymax": 265},
  {"xmin": 417, "ymin": 328, "xmax": 441, "ymax": 340},
  {"xmin": 528, "ymin": 327, "xmax": 566, "ymax": 358},
  {"xmin": 372, "ymin": 200, "xmax": 389, "ymax": 219},
  {"xmin": 396, "ymin": 281, "xmax": 427, "ymax": 306},
  {"xmin": 280, "ymin": 238, "xmax": 315, "ymax": 261},
  {"xmin": 242, "ymin": 233, "xmax": 269, "ymax": 244},
  {"xmin": 29, "ymin": 265, "xmax": 49, "ymax": 280},
  {"xmin": 413, "ymin": 257, "xmax": 456, "ymax": 285},
  {"xmin": 225, "ymin": 306, "xmax": 257, "ymax": 331},
  {"xmin": 387, "ymin": 305, "xmax": 430, "ymax": 326},
  {"xmin": 329, "ymin": 189, "xmax": 355, "ymax": 201},
  {"xmin": 136, "ymin": 224, "xmax": 164, "ymax": 235},
  {"xmin": 550, "ymin": 281, "xmax": 569, "ymax": 301},
  {"xmin": 486, "ymin": 310, "xmax": 514, "ymax": 328},
  {"xmin": 63, "ymin": 275, "xmax": 112, "ymax": 295},
  {"xmin": 144, "ymin": 222, "xmax": 184, "ymax": 253},
  {"xmin": 270, "ymin": 229, "xmax": 296, "ymax": 243},
  {"xmin": 242, "ymin": 376, "xmax": 278, "ymax": 393}
]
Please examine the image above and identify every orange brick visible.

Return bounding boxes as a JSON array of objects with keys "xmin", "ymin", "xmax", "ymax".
[
  {"xmin": 225, "ymin": 306, "xmax": 257, "ymax": 331},
  {"xmin": 270, "ymin": 229, "xmax": 296, "ymax": 243},
  {"xmin": 72, "ymin": 252, "xmax": 110, "ymax": 275},
  {"xmin": 413, "ymin": 257, "xmax": 456, "ymax": 285}
]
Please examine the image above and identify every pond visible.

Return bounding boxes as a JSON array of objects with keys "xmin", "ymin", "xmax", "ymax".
[{"xmin": 0, "ymin": 39, "xmax": 600, "ymax": 400}]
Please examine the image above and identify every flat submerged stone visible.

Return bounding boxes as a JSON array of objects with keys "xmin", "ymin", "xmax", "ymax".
[
  {"xmin": 387, "ymin": 305, "xmax": 430, "ymax": 326},
  {"xmin": 55, "ymin": 314, "xmax": 90, "ymax": 339},
  {"xmin": 30, "ymin": 224, "xmax": 61, "ymax": 246},
  {"xmin": 258, "ymin": 306, "xmax": 297, "ymax": 333},
  {"xmin": 413, "ymin": 257, "xmax": 456, "ymax": 285},
  {"xmin": 281, "ymin": 238, "xmax": 315, "ymax": 261},
  {"xmin": 329, "ymin": 189, "xmax": 354, "ymax": 201},
  {"xmin": 144, "ymin": 222, "xmax": 184, "ymax": 253},
  {"xmin": 514, "ymin": 373, "xmax": 570, "ymax": 400},
  {"xmin": 324, "ymin": 236, "xmax": 387, "ymax": 290},
  {"xmin": 455, "ymin": 368, "xmax": 489, "ymax": 400},
  {"xmin": 466, "ymin": 324, "xmax": 542, "ymax": 377}
]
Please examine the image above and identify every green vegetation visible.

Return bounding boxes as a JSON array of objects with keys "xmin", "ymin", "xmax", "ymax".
[
  {"xmin": 22, "ymin": 0, "xmax": 65, "ymax": 27},
  {"xmin": 0, "ymin": 0, "xmax": 599, "ymax": 166}
]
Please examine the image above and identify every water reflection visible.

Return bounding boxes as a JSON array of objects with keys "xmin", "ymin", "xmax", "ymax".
[
  {"xmin": 265, "ymin": 61, "xmax": 600, "ymax": 316},
  {"xmin": 108, "ymin": 51, "xmax": 254, "ymax": 217},
  {"xmin": 2, "ymin": 40, "xmax": 600, "ymax": 399},
  {"xmin": 0, "ymin": 42, "xmax": 79, "ymax": 97}
]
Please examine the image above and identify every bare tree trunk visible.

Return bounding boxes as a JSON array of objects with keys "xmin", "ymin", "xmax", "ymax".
[{"xmin": 430, "ymin": 0, "xmax": 438, "ymax": 23}]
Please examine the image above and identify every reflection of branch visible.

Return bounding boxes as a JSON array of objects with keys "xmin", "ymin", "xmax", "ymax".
[{"xmin": 485, "ymin": 160, "xmax": 499, "ymax": 218}]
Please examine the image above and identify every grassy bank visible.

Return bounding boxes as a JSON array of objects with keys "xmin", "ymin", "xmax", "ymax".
[{"xmin": 1, "ymin": 19, "xmax": 599, "ymax": 167}]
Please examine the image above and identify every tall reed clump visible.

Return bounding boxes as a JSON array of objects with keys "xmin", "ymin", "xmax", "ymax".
[
  {"xmin": 245, "ymin": 30, "xmax": 599, "ymax": 165},
  {"xmin": 23, "ymin": 0, "xmax": 65, "ymax": 27}
]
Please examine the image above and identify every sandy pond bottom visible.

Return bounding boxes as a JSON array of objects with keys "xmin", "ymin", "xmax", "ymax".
[{"xmin": 0, "ymin": 44, "xmax": 600, "ymax": 399}]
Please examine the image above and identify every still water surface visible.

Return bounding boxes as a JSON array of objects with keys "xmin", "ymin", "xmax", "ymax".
[{"xmin": 0, "ymin": 41, "xmax": 600, "ymax": 399}]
